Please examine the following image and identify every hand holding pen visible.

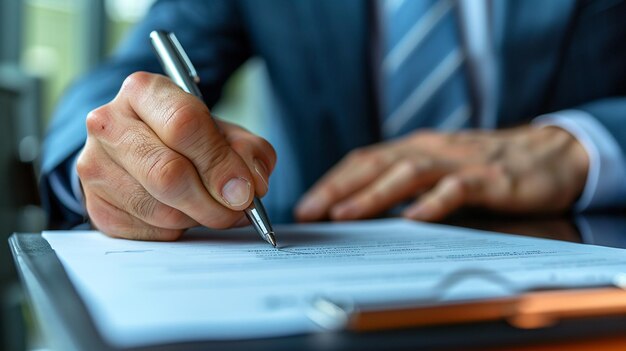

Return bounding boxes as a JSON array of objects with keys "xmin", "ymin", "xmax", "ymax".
[
  {"xmin": 150, "ymin": 30, "xmax": 277, "ymax": 246},
  {"xmin": 75, "ymin": 31, "xmax": 277, "ymax": 245}
]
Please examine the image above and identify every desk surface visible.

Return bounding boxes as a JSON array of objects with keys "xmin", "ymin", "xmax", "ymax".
[{"xmin": 10, "ymin": 214, "xmax": 626, "ymax": 351}]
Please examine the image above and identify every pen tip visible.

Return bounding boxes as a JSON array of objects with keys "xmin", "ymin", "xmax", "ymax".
[{"xmin": 267, "ymin": 232, "xmax": 277, "ymax": 248}]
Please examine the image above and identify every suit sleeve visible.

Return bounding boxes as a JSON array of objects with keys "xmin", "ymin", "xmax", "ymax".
[{"xmin": 40, "ymin": 0, "xmax": 252, "ymax": 227}]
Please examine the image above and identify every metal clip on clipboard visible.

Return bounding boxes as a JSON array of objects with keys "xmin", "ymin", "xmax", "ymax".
[{"xmin": 307, "ymin": 270, "xmax": 626, "ymax": 332}]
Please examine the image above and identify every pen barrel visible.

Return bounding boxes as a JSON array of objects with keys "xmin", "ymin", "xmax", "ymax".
[
  {"xmin": 245, "ymin": 197, "xmax": 274, "ymax": 237},
  {"xmin": 149, "ymin": 30, "xmax": 203, "ymax": 98}
]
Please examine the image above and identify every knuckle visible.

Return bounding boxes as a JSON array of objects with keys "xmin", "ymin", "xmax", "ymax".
[
  {"xmin": 254, "ymin": 135, "xmax": 276, "ymax": 160},
  {"xmin": 360, "ymin": 154, "xmax": 384, "ymax": 172},
  {"xmin": 424, "ymin": 191, "xmax": 446, "ymax": 209},
  {"xmin": 454, "ymin": 174, "xmax": 481, "ymax": 197},
  {"xmin": 85, "ymin": 195, "xmax": 118, "ymax": 236},
  {"xmin": 121, "ymin": 71, "xmax": 154, "ymax": 93},
  {"xmin": 450, "ymin": 178, "xmax": 467, "ymax": 195},
  {"xmin": 318, "ymin": 182, "xmax": 340, "ymax": 202},
  {"xmin": 155, "ymin": 206, "xmax": 191, "ymax": 229},
  {"xmin": 76, "ymin": 147, "xmax": 100, "ymax": 181},
  {"xmin": 415, "ymin": 157, "xmax": 435, "ymax": 170},
  {"xmin": 198, "ymin": 142, "xmax": 235, "ymax": 175},
  {"xmin": 86, "ymin": 105, "xmax": 112, "ymax": 136},
  {"xmin": 229, "ymin": 134, "xmax": 277, "ymax": 169},
  {"xmin": 227, "ymin": 135, "xmax": 253, "ymax": 155},
  {"xmin": 397, "ymin": 159, "xmax": 420, "ymax": 177},
  {"xmin": 86, "ymin": 193, "xmax": 184, "ymax": 241},
  {"xmin": 265, "ymin": 141, "xmax": 277, "ymax": 167},
  {"xmin": 125, "ymin": 187, "xmax": 157, "ymax": 220},
  {"xmin": 162, "ymin": 103, "xmax": 206, "ymax": 146},
  {"xmin": 146, "ymin": 153, "xmax": 191, "ymax": 198},
  {"xmin": 347, "ymin": 148, "xmax": 386, "ymax": 170},
  {"xmin": 129, "ymin": 191, "xmax": 193, "ymax": 229}
]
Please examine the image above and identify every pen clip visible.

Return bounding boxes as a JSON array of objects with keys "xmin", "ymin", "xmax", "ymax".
[{"xmin": 167, "ymin": 32, "xmax": 200, "ymax": 84}]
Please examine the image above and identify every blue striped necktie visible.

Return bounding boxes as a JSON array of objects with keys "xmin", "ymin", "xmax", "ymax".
[{"xmin": 381, "ymin": 0, "xmax": 471, "ymax": 138}]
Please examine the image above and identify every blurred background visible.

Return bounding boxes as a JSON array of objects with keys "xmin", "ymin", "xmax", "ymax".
[{"xmin": 0, "ymin": 1, "xmax": 262, "ymax": 350}]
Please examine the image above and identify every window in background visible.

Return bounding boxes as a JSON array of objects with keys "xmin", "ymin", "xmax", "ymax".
[
  {"xmin": 105, "ymin": 0, "xmax": 265, "ymax": 133},
  {"xmin": 105, "ymin": 0, "xmax": 156, "ymax": 52},
  {"xmin": 20, "ymin": 0, "xmax": 262, "ymax": 132},
  {"xmin": 20, "ymin": 0, "xmax": 156, "ymax": 125},
  {"xmin": 21, "ymin": 0, "xmax": 83, "ymax": 122}
]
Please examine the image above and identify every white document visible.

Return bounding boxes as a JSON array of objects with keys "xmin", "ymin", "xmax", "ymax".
[{"xmin": 43, "ymin": 219, "xmax": 626, "ymax": 347}]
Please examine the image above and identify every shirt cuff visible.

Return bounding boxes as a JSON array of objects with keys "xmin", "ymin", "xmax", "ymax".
[
  {"xmin": 70, "ymin": 149, "xmax": 85, "ymax": 210},
  {"xmin": 48, "ymin": 150, "xmax": 86, "ymax": 216},
  {"xmin": 533, "ymin": 110, "xmax": 626, "ymax": 211}
]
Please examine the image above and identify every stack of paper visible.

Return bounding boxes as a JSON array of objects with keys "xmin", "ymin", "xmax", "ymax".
[{"xmin": 44, "ymin": 219, "xmax": 626, "ymax": 347}]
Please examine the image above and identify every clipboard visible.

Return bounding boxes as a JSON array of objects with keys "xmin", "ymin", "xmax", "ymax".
[
  {"xmin": 10, "ymin": 232, "xmax": 626, "ymax": 351},
  {"xmin": 309, "ymin": 285, "xmax": 626, "ymax": 332},
  {"xmin": 308, "ymin": 266, "xmax": 626, "ymax": 333}
]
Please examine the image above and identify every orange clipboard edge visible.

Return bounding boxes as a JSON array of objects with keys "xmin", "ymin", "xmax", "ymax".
[{"xmin": 308, "ymin": 287, "xmax": 626, "ymax": 332}]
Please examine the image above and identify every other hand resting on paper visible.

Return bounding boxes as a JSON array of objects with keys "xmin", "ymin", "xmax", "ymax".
[
  {"xmin": 77, "ymin": 72, "xmax": 276, "ymax": 240},
  {"xmin": 295, "ymin": 127, "xmax": 589, "ymax": 222}
]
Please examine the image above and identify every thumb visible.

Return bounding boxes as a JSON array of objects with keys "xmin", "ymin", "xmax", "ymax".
[
  {"xmin": 194, "ymin": 137, "xmax": 255, "ymax": 211},
  {"xmin": 118, "ymin": 72, "xmax": 255, "ymax": 211}
]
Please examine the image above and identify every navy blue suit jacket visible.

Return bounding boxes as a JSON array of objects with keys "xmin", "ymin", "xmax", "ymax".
[{"xmin": 42, "ymin": 0, "xmax": 626, "ymax": 224}]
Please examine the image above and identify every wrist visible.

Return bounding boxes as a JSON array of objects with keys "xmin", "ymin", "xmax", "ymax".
[{"xmin": 545, "ymin": 126, "xmax": 590, "ymax": 194}]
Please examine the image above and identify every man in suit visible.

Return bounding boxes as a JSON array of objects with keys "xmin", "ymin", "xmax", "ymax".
[{"xmin": 41, "ymin": 0, "xmax": 626, "ymax": 240}]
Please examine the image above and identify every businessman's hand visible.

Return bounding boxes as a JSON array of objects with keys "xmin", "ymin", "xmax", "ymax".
[
  {"xmin": 77, "ymin": 72, "xmax": 276, "ymax": 240},
  {"xmin": 295, "ymin": 126, "xmax": 589, "ymax": 222}
]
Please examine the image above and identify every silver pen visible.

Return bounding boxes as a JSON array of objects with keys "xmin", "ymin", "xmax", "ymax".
[{"xmin": 150, "ymin": 30, "xmax": 277, "ymax": 247}]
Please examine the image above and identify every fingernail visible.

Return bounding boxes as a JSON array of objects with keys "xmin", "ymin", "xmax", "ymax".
[
  {"xmin": 331, "ymin": 202, "xmax": 359, "ymax": 219},
  {"xmin": 253, "ymin": 158, "xmax": 269, "ymax": 189},
  {"xmin": 404, "ymin": 204, "xmax": 429, "ymax": 220},
  {"xmin": 221, "ymin": 177, "xmax": 251, "ymax": 207},
  {"xmin": 296, "ymin": 195, "xmax": 324, "ymax": 218}
]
